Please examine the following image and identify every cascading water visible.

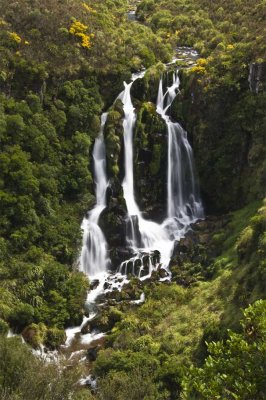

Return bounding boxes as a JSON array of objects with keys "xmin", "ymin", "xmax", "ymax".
[
  {"xmin": 119, "ymin": 69, "xmax": 203, "ymax": 275},
  {"xmin": 80, "ymin": 113, "xmax": 109, "ymax": 277},
  {"xmin": 66, "ymin": 61, "xmax": 203, "ymax": 352},
  {"xmin": 79, "ymin": 67, "xmax": 203, "ymax": 279},
  {"xmin": 157, "ymin": 72, "xmax": 204, "ymax": 226},
  {"xmin": 118, "ymin": 79, "xmax": 173, "ymax": 274}
]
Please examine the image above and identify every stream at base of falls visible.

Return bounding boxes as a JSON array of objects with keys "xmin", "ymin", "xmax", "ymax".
[{"xmin": 32, "ymin": 48, "xmax": 204, "ymax": 384}]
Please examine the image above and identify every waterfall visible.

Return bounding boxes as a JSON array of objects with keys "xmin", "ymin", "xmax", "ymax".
[
  {"xmin": 156, "ymin": 71, "xmax": 204, "ymax": 225},
  {"xmin": 79, "ymin": 68, "xmax": 203, "ymax": 279},
  {"xmin": 80, "ymin": 113, "xmax": 109, "ymax": 277},
  {"xmin": 118, "ymin": 70, "xmax": 203, "ymax": 274}
]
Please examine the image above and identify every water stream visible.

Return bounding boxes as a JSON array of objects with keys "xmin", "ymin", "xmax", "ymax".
[
  {"xmin": 80, "ymin": 113, "xmax": 109, "ymax": 277},
  {"xmin": 118, "ymin": 69, "xmax": 203, "ymax": 276}
]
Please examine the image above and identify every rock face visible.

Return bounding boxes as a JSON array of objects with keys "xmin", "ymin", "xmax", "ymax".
[
  {"xmin": 173, "ymin": 68, "xmax": 265, "ymax": 214},
  {"xmin": 87, "ymin": 345, "xmax": 101, "ymax": 361},
  {"xmin": 134, "ymin": 101, "xmax": 167, "ymax": 221},
  {"xmin": 248, "ymin": 61, "xmax": 266, "ymax": 93}
]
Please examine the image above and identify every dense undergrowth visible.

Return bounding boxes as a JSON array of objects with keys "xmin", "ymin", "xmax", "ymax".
[
  {"xmin": 0, "ymin": 0, "xmax": 171, "ymax": 345},
  {"xmin": 88, "ymin": 200, "xmax": 266, "ymax": 399},
  {"xmin": 0, "ymin": 0, "xmax": 265, "ymax": 398}
]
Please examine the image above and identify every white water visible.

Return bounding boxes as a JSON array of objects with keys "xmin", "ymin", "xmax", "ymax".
[
  {"xmin": 119, "ymin": 80, "xmax": 173, "ymax": 270},
  {"xmin": 119, "ymin": 70, "xmax": 203, "ymax": 273},
  {"xmin": 80, "ymin": 113, "xmax": 109, "ymax": 277},
  {"xmin": 157, "ymin": 72, "xmax": 204, "ymax": 224}
]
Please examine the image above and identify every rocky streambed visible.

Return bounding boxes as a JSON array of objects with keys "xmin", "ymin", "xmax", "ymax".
[{"xmin": 40, "ymin": 211, "xmax": 230, "ymax": 389}]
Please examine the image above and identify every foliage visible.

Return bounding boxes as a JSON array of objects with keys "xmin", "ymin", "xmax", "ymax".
[
  {"xmin": 93, "ymin": 202, "xmax": 266, "ymax": 399},
  {"xmin": 137, "ymin": 0, "xmax": 266, "ymax": 213},
  {"xmin": 0, "ymin": 335, "xmax": 84, "ymax": 399},
  {"xmin": 182, "ymin": 300, "xmax": 266, "ymax": 399}
]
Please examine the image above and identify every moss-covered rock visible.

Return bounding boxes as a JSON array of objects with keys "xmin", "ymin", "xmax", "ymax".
[
  {"xmin": 105, "ymin": 103, "xmax": 124, "ymax": 179},
  {"xmin": 22, "ymin": 323, "xmax": 47, "ymax": 349},
  {"xmin": 83, "ymin": 307, "xmax": 124, "ymax": 334}
]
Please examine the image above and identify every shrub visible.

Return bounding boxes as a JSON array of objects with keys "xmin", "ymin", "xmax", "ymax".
[
  {"xmin": 44, "ymin": 327, "xmax": 66, "ymax": 349},
  {"xmin": 0, "ymin": 318, "xmax": 9, "ymax": 335}
]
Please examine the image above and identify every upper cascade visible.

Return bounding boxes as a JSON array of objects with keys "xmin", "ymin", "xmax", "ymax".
[{"xmin": 79, "ymin": 113, "xmax": 109, "ymax": 277}]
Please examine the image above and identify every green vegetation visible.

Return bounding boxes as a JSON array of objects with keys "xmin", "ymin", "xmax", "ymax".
[
  {"xmin": 0, "ymin": 0, "xmax": 265, "ymax": 398},
  {"xmin": 182, "ymin": 300, "xmax": 266, "ymax": 399},
  {"xmin": 137, "ymin": 0, "xmax": 265, "ymax": 60},
  {"xmin": 137, "ymin": 0, "xmax": 266, "ymax": 212},
  {"xmin": 0, "ymin": 335, "xmax": 88, "ymax": 399},
  {"xmin": 0, "ymin": 0, "xmax": 172, "ymax": 341},
  {"xmin": 91, "ymin": 201, "xmax": 266, "ymax": 399}
]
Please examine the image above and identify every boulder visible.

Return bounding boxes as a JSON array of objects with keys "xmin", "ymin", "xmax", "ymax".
[
  {"xmin": 86, "ymin": 345, "xmax": 100, "ymax": 362},
  {"xmin": 90, "ymin": 280, "xmax": 100, "ymax": 290}
]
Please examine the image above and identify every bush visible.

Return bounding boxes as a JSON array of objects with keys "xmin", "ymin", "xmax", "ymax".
[
  {"xmin": 0, "ymin": 318, "xmax": 9, "ymax": 335},
  {"xmin": 182, "ymin": 300, "xmax": 266, "ymax": 399},
  {"xmin": 98, "ymin": 369, "xmax": 162, "ymax": 400},
  {"xmin": 44, "ymin": 327, "xmax": 67, "ymax": 349},
  {"xmin": 9, "ymin": 303, "xmax": 35, "ymax": 332}
]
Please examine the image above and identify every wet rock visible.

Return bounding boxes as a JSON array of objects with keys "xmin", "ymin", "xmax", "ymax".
[
  {"xmin": 249, "ymin": 61, "xmax": 266, "ymax": 93},
  {"xmin": 150, "ymin": 270, "xmax": 160, "ymax": 281},
  {"xmin": 158, "ymin": 268, "xmax": 169, "ymax": 279},
  {"xmin": 90, "ymin": 280, "xmax": 100, "ymax": 291},
  {"xmin": 81, "ymin": 321, "xmax": 92, "ymax": 335},
  {"xmin": 198, "ymin": 233, "xmax": 210, "ymax": 245},
  {"xmin": 126, "ymin": 215, "xmax": 142, "ymax": 248},
  {"xmin": 131, "ymin": 77, "xmax": 146, "ymax": 101},
  {"xmin": 104, "ymin": 282, "xmax": 111, "ymax": 290},
  {"xmin": 86, "ymin": 345, "xmax": 100, "ymax": 362}
]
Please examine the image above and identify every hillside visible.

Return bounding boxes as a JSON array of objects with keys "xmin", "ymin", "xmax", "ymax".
[{"xmin": 0, "ymin": 0, "xmax": 265, "ymax": 399}]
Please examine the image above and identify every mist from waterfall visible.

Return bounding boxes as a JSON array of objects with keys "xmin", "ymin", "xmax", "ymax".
[{"xmin": 80, "ymin": 113, "xmax": 109, "ymax": 277}]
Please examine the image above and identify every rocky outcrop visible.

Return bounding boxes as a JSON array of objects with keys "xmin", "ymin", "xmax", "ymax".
[{"xmin": 133, "ymin": 101, "xmax": 167, "ymax": 221}]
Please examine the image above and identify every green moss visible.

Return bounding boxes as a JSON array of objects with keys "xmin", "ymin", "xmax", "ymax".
[{"xmin": 149, "ymin": 144, "xmax": 161, "ymax": 175}]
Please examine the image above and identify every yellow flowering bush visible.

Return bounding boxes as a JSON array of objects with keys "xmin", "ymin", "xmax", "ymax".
[
  {"xmin": 190, "ymin": 65, "xmax": 206, "ymax": 75},
  {"xmin": 197, "ymin": 58, "xmax": 207, "ymax": 67},
  {"xmin": 69, "ymin": 19, "xmax": 94, "ymax": 49}
]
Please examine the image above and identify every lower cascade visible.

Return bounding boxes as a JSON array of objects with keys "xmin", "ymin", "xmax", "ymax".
[{"xmin": 79, "ymin": 67, "xmax": 203, "ymax": 281}]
